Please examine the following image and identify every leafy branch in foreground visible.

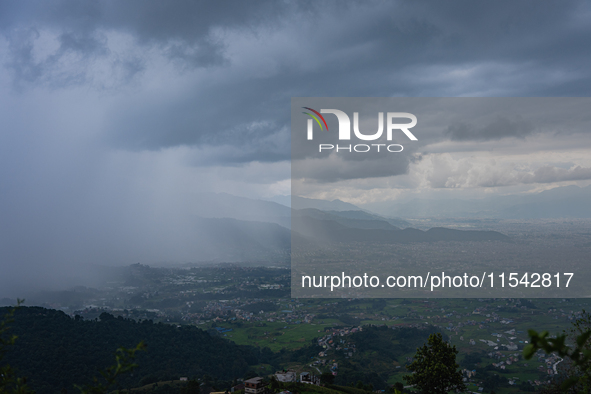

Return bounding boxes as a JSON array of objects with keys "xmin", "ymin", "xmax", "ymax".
[
  {"xmin": 75, "ymin": 342, "xmax": 146, "ymax": 394},
  {"xmin": 524, "ymin": 321, "xmax": 591, "ymax": 392}
]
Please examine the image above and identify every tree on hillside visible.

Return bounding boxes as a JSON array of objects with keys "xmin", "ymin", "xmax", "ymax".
[
  {"xmin": 75, "ymin": 342, "xmax": 146, "ymax": 394},
  {"xmin": 403, "ymin": 333, "xmax": 466, "ymax": 394},
  {"xmin": 389, "ymin": 382, "xmax": 404, "ymax": 394},
  {"xmin": 320, "ymin": 372, "xmax": 335, "ymax": 385}
]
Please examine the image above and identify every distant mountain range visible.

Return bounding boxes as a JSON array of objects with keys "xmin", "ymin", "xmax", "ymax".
[
  {"xmin": 293, "ymin": 208, "xmax": 411, "ymax": 230},
  {"xmin": 183, "ymin": 193, "xmax": 510, "ymax": 262},
  {"xmin": 194, "ymin": 193, "xmax": 410, "ymax": 227},
  {"xmin": 291, "ymin": 195, "xmax": 363, "ymax": 211},
  {"xmin": 192, "ymin": 192, "xmax": 291, "ymax": 222},
  {"xmin": 363, "ymin": 184, "xmax": 591, "ymax": 219},
  {"xmin": 499, "ymin": 185, "xmax": 591, "ymax": 218},
  {"xmin": 291, "ymin": 216, "xmax": 510, "ymax": 244}
]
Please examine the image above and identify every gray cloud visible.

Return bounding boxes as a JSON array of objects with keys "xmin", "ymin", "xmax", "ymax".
[
  {"xmin": 446, "ymin": 116, "xmax": 535, "ymax": 141},
  {"xmin": 476, "ymin": 165, "xmax": 591, "ymax": 188},
  {"xmin": 4, "ymin": 26, "xmax": 144, "ymax": 89},
  {"xmin": 525, "ymin": 165, "xmax": 591, "ymax": 184},
  {"xmin": 427, "ymin": 160, "xmax": 591, "ymax": 189},
  {"xmin": 0, "ymin": 1, "xmax": 305, "ymax": 82},
  {"xmin": 293, "ymin": 154, "xmax": 415, "ymax": 183}
]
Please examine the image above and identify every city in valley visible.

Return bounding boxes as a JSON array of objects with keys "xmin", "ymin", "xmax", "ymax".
[{"xmin": 4, "ymin": 217, "xmax": 591, "ymax": 394}]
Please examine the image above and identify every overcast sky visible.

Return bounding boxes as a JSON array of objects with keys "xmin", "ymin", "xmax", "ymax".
[{"xmin": 1, "ymin": 1, "xmax": 591, "ymax": 295}]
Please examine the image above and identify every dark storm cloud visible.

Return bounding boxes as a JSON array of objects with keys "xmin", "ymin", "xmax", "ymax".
[
  {"xmin": 2, "ymin": 0, "xmax": 591, "ymax": 162},
  {"xmin": 0, "ymin": 0, "xmax": 297, "ymax": 42},
  {"xmin": 0, "ymin": 0, "xmax": 303, "ymax": 75},
  {"xmin": 105, "ymin": 77, "xmax": 293, "ymax": 160},
  {"xmin": 0, "ymin": 1, "xmax": 307, "ymax": 91},
  {"xmin": 5, "ymin": 27, "xmax": 111, "ymax": 86},
  {"xmin": 105, "ymin": 0, "xmax": 591, "ymax": 159}
]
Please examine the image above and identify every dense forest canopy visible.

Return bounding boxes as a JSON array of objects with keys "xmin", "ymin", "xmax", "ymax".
[{"xmin": 1, "ymin": 307, "xmax": 267, "ymax": 393}]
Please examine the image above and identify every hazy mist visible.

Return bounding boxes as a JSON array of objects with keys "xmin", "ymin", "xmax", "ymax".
[{"xmin": 2, "ymin": 1, "xmax": 591, "ymax": 298}]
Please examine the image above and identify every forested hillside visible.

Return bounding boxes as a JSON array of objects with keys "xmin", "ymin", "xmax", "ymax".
[{"xmin": 2, "ymin": 307, "xmax": 269, "ymax": 393}]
